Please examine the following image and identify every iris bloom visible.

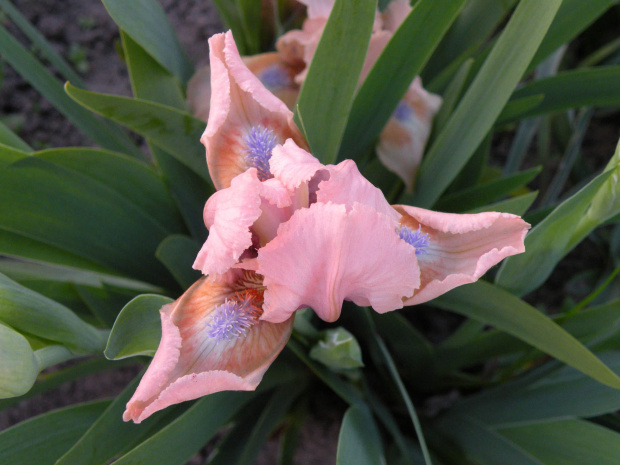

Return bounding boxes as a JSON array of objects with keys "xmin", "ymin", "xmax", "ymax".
[{"xmin": 124, "ymin": 30, "xmax": 529, "ymax": 423}]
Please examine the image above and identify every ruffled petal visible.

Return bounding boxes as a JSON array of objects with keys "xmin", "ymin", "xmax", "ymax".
[
  {"xmin": 203, "ymin": 31, "xmax": 307, "ymax": 190},
  {"xmin": 393, "ymin": 205, "xmax": 530, "ymax": 305},
  {"xmin": 123, "ymin": 274, "xmax": 293, "ymax": 423},
  {"xmin": 193, "ymin": 169, "xmax": 292, "ymax": 275},
  {"xmin": 270, "ymin": 139, "xmax": 327, "ymax": 189},
  {"xmin": 258, "ymin": 202, "xmax": 420, "ymax": 323},
  {"xmin": 317, "ymin": 159, "xmax": 400, "ymax": 221},
  {"xmin": 377, "ymin": 77, "xmax": 442, "ymax": 191}
]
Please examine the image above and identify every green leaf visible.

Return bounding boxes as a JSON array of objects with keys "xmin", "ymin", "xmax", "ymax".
[
  {"xmin": 121, "ymin": 31, "xmax": 210, "ymax": 239},
  {"xmin": 500, "ymin": 419, "xmax": 620, "ymax": 465},
  {"xmin": 496, "ymin": 167, "xmax": 617, "ymax": 295},
  {"xmin": 435, "ymin": 166, "xmax": 541, "ymax": 213},
  {"xmin": 498, "ymin": 67, "xmax": 620, "ymax": 124},
  {"xmin": 294, "ymin": 0, "xmax": 376, "ymax": 163},
  {"xmin": 0, "ymin": 272, "xmax": 106, "ymax": 353},
  {"xmin": 430, "ymin": 281, "xmax": 620, "ymax": 390},
  {"xmin": 0, "ymin": 156, "xmax": 175, "ymax": 286},
  {"xmin": 0, "ymin": 122, "xmax": 31, "ymax": 152},
  {"xmin": 56, "ymin": 373, "xmax": 182, "ymax": 465},
  {"xmin": 433, "ymin": 414, "xmax": 542, "ymax": 465},
  {"xmin": 65, "ymin": 83, "xmax": 210, "ymax": 182},
  {"xmin": 310, "ymin": 327, "xmax": 364, "ymax": 370},
  {"xmin": 112, "ymin": 392, "xmax": 254, "ymax": 465},
  {"xmin": 415, "ymin": 0, "xmax": 563, "ymax": 207},
  {"xmin": 0, "ymin": 322, "xmax": 38, "ymax": 398},
  {"xmin": 105, "ymin": 294, "xmax": 172, "ymax": 360},
  {"xmin": 156, "ymin": 235, "xmax": 202, "ymax": 290},
  {"xmin": 452, "ymin": 351, "xmax": 620, "ymax": 427},
  {"xmin": 466, "ymin": 191, "xmax": 538, "ymax": 216},
  {"xmin": 0, "ymin": 0, "xmax": 84, "ymax": 87},
  {"xmin": 337, "ymin": 406, "xmax": 386, "ymax": 465},
  {"xmin": 422, "ymin": 0, "xmax": 517, "ymax": 81},
  {"xmin": 236, "ymin": 0, "xmax": 263, "ymax": 55},
  {"xmin": 0, "ymin": 357, "xmax": 129, "ymax": 411},
  {"xmin": 0, "ymin": 400, "xmax": 110, "ymax": 465},
  {"xmin": 529, "ymin": 0, "xmax": 619, "ymax": 69},
  {"xmin": 338, "ymin": 0, "xmax": 465, "ymax": 161},
  {"xmin": 211, "ymin": 1, "xmax": 249, "ymax": 55},
  {"xmin": 0, "ymin": 26, "xmax": 141, "ymax": 157},
  {"xmin": 371, "ymin": 312, "xmax": 434, "ymax": 384},
  {"xmin": 432, "ymin": 57, "xmax": 474, "ymax": 134},
  {"xmin": 208, "ymin": 383, "xmax": 304, "ymax": 465},
  {"xmin": 102, "ymin": 0, "xmax": 193, "ymax": 84},
  {"xmin": 74, "ymin": 284, "xmax": 137, "ymax": 328},
  {"xmin": 37, "ymin": 147, "xmax": 185, "ymax": 235}
]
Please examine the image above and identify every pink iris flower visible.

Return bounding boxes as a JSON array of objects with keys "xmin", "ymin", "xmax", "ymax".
[{"xmin": 123, "ymin": 30, "xmax": 529, "ymax": 423}]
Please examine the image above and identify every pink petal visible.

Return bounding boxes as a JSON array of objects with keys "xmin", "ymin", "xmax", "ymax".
[
  {"xmin": 203, "ymin": 31, "xmax": 307, "ymax": 190},
  {"xmin": 193, "ymin": 169, "xmax": 292, "ymax": 275},
  {"xmin": 297, "ymin": 0, "xmax": 335, "ymax": 18},
  {"xmin": 270, "ymin": 138, "xmax": 328, "ymax": 188},
  {"xmin": 381, "ymin": 0, "xmax": 412, "ymax": 32},
  {"xmin": 393, "ymin": 205, "xmax": 530, "ymax": 305},
  {"xmin": 123, "ymin": 274, "xmax": 293, "ymax": 423},
  {"xmin": 377, "ymin": 77, "xmax": 442, "ymax": 191},
  {"xmin": 187, "ymin": 65, "xmax": 212, "ymax": 122},
  {"xmin": 258, "ymin": 202, "xmax": 420, "ymax": 323},
  {"xmin": 317, "ymin": 159, "xmax": 400, "ymax": 221}
]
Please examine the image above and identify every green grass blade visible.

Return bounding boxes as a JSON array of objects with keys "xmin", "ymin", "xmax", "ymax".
[
  {"xmin": 102, "ymin": 0, "xmax": 193, "ymax": 84},
  {"xmin": 0, "ymin": 26, "xmax": 142, "ymax": 157},
  {"xmin": 466, "ymin": 191, "xmax": 538, "ymax": 216},
  {"xmin": 434, "ymin": 166, "xmax": 541, "ymax": 213},
  {"xmin": 155, "ymin": 235, "xmax": 202, "ymax": 290},
  {"xmin": 56, "ymin": 373, "xmax": 182, "ymax": 465},
  {"xmin": 498, "ymin": 67, "xmax": 620, "ymax": 124},
  {"xmin": 65, "ymin": 83, "xmax": 210, "ymax": 183},
  {"xmin": 0, "ymin": 400, "xmax": 110, "ymax": 465},
  {"xmin": 0, "ymin": 0, "xmax": 84, "ymax": 87},
  {"xmin": 422, "ymin": 0, "xmax": 517, "ymax": 82},
  {"xmin": 415, "ymin": 0, "xmax": 563, "ymax": 207},
  {"xmin": 294, "ymin": 0, "xmax": 376, "ymax": 163},
  {"xmin": 0, "ymin": 156, "xmax": 175, "ymax": 286},
  {"xmin": 0, "ymin": 122, "xmax": 32, "ymax": 152},
  {"xmin": 430, "ymin": 281, "xmax": 620, "ymax": 390},
  {"xmin": 496, "ymin": 168, "xmax": 616, "ymax": 295},
  {"xmin": 112, "ymin": 392, "xmax": 255, "ymax": 465},
  {"xmin": 121, "ymin": 31, "xmax": 211, "ymax": 240},
  {"xmin": 529, "ymin": 0, "xmax": 619, "ymax": 70},
  {"xmin": 500, "ymin": 419, "xmax": 620, "ymax": 464},
  {"xmin": 0, "ymin": 272, "xmax": 107, "ymax": 354},
  {"xmin": 339, "ymin": 0, "xmax": 465, "ymax": 161}
]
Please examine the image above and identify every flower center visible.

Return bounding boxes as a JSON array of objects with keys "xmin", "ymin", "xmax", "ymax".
[
  {"xmin": 258, "ymin": 65, "xmax": 291, "ymax": 89},
  {"xmin": 245, "ymin": 126, "xmax": 277, "ymax": 181},
  {"xmin": 398, "ymin": 225, "xmax": 430, "ymax": 255},
  {"xmin": 393, "ymin": 101, "xmax": 413, "ymax": 122},
  {"xmin": 206, "ymin": 290, "xmax": 263, "ymax": 342}
]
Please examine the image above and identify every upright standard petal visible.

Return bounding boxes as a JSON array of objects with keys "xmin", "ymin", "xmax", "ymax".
[
  {"xmin": 193, "ymin": 168, "xmax": 292, "ymax": 276},
  {"xmin": 258, "ymin": 202, "xmax": 420, "ymax": 323},
  {"xmin": 204, "ymin": 31, "xmax": 307, "ymax": 190},
  {"xmin": 317, "ymin": 159, "xmax": 400, "ymax": 221},
  {"xmin": 393, "ymin": 205, "xmax": 530, "ymax": 305},
  {"xmin": 377, "ymin": 77, "xmax": 442, "ymax": 191},
  {"xmin": 123, "ymin": 272, "xmax": 293, "ymax": 424}
]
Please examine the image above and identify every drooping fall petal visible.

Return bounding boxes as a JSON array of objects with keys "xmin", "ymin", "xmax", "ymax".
[
  {"xmin": 203, "ymin": 31, "xmax": 307, "ymax": 190},
  {"xmin": 393, "ymin": 205, "xmax": 530, "ymax": 305},
  {"xmin": 193, "ymin": 168, "xmax": 292, "ymax": 275},
  {"xmin": 258, "ymin": 202, "xmax": 420, "ymax": 323},
  {"xmin": 377, "ymin": 77, "xmax": 442, "ymax": 191},
  {"xmin": 123, "ymin": 273, "xmax": 293, "ymax": 424}
]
